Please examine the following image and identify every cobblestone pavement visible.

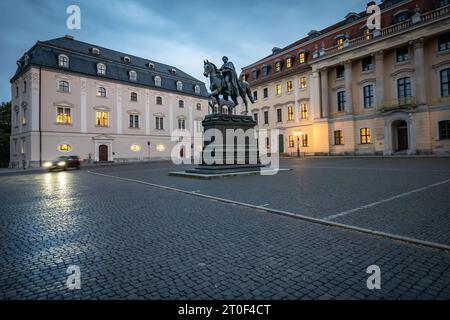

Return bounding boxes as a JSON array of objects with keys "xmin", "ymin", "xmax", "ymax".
[{"xmin": 0, "ymin": 159, "xmax": 450, "ymax": 300}]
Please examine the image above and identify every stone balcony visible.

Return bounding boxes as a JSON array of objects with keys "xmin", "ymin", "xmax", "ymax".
[{"xmin": 381, "ymin": 97, "xmax": 417, "ymax": 113}]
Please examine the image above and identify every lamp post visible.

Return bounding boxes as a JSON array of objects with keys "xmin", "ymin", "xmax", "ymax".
[{"xmin": 294, "ymin": 130, "xmax": 303, "ymax": 158}]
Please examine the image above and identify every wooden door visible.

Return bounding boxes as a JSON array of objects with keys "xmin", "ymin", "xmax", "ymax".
[{"xmin": 99, "ymin": 145, "xmax": 108, "ymax": 162}]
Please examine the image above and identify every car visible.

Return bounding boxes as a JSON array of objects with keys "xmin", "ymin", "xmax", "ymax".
[{"xmin": 44, "ymin": 156, "xmax": 82, "ymax": 172}]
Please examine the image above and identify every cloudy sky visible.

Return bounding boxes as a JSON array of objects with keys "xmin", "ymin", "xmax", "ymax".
[{"xmin": 0, "ymin": 0, "xmax": 369, "ymax": 102}]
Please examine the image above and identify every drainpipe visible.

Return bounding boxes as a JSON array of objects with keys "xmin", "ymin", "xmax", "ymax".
[{"xmin": 39, "ymin": 67, "xmax": 42, "ymax": 167}]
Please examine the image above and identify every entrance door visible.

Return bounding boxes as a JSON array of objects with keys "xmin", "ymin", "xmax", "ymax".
[
  {"xmin": 99, "ymin": 144, "xmax": 108, "ymax": 162},
  {"xmin": 278, "ymin": 134, "xmax": 285, "ymax": 153},
  {"xmin": 397, "ymin": 121, "xmax": 408, "ymax": 151}
]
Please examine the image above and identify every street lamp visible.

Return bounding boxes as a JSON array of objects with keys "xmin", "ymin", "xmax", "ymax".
[{"xmin": 294, "ymin": 130, "xmax": 303, "ymax": 158}]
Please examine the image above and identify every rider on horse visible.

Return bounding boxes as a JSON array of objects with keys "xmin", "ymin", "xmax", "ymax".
[{"xmin": 219, "ymin": 56, "xmax": 240, "ymax": 98}]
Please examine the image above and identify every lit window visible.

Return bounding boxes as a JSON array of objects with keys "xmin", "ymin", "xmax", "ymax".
[
  {"xmin": 276, "ymin": 84, "xmax": 282, "ymax": 96},
  {"xmin": 299, "ymin": 52, "xmax": 306, "ymax": 64},
  {"xmin": 334, "ymin": 130, "xmax": 344, "ymax": 145},
  {"xmin": 58, "ymin": 144, "xmax": 72, "ymax": 152},
  {"xmin": 440, "ymin": 68, "xmax": 450, "ymax": 97},
  {"xmin": 300, "ymin": 77, "xmax": 307, "ymax": 89},
  {"xmin": 96, "ymin": 111, "xmax": 109, "ymax": 127},
  {"xmin": 287, "ymin": 81, "xmax": 293, "ymax": 92},
  {"xmin": 129, "ymin": 114, "xmax": 139, "ymax": 128},
  {"xmin": 360, "ymin": 128, "xmax": 371, "ymax": 144},
  {"xmin": 129, "ymin": 70, "xmax": 137, "ymax": 82},
  {"xmin": 57, "ymin": 107, "xmax": 72, "ymax": 125},
  {"xmin": 97, "ymin": 87, "xmax": 107, "ymax": 98},
  {"xmin": 176, "ymin": 81, "xmax": 183, "ymax": 91},
  {"xmin": 130, "ymin": 92, "xmax": 138, "ymax": 102},
  {"xmin": 275, "ymin": 61, "xmax": 282, "ymax": 72},
  {"xmin": 289, "ymin": 135, "xmax": 295, "ymax": 148},
  {"xmin": 363, "ymin": 85, "xmax": 375, "ymax": 108},
  {"xmin": 301, "ymin": 104, "xmax": 308, "ymax": 119},
  {"xmin": 97, "ymin": 63, "xmax": 106, "ymax": 75},
  {"xmin": 155, "ymin": 117, "xmax": 164, "ymax": 130},
  {"xmin": 58, "ymin": 80, "xmax": 70, "ymax": 92},
  {"xmin": 156, "ymin": 96, "xmax": 163, "ymax": 105},
  {"xmin": 130, "ymin": 144, "xmax": 141, "ymax": 152},
  {"xmin": 288, "ymin": 106, "xmax": 294, "ymax": 121},
  {"xmin": 156, "ymin": 144, "xmax": 166, "ymax": 152},
  {"xmin": 22, "ymin": 107, "xmax": 27, "ymax": 126},
  {"xmin": 154, "ymin": 76, "xmax": 162, "ymax": 87},
  {"xmin": 364, "ymin": 28, "xmax": 372, "ymax": 40},
  {"xmin": 286, "ymin": 57, "xmax": 292, "ymax": 69},
  {"xmin": 337, "ymin": 91, "xmax": 346, "ymax": 112},
  {"xmin": 302, "ymin": 134, "xmax": 308, "ymax": 147},
  {"xmin": 439, "ymin": 120, "xmax": 450, "ymax": 140},
  {"xmin": 58, "ymin": 54, "xmax": 69, "ymax": 68},
  {"xmin": 337, "ymin": 37, "xmax": 345, "ymax": 50}
]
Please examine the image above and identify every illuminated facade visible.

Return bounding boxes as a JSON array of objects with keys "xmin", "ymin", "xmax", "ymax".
[{"xmin": 241, "ymin": 0, "xmax": 450, "ymax": 156}]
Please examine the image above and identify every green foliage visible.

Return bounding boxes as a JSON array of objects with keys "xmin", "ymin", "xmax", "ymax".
[{"xmin": 0, "ymin": 102, "xmax": 11, "ymax": 166}]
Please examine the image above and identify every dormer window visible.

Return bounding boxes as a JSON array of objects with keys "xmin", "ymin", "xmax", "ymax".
[
  {"xmin": 275, "ymin": 61, "xmax": 282, "ymax": 72},
  {"xmin": 345, "ymin": 12, "xmax": 360, "ymax": 24},
  {"xmin": 58, "ymin": 54, "xmax": 69, "ymax": 68},
  {"xmin": 154, "ymin": 76, "xmax": 162, "ymax": 87},
  {"xmin": 336, "ymin": 35, "xmax": 346, "ymax": 50},
  {"xmin": 123, "ymin": 56, "xmax": 131, "ymax": 63},
  {"xmin": 262, "ymin": 65, "xmax": 269, "ymax": 77},
  {"xmin": 148, "ymin": 62, "xmax": 155, "ymax": 69},
  {"xmin": 362, "ymin": 28, "xmax": 373, "ymax": 40},
  {"xmin": 298, "ymin": 51, "xmax": 307, "ymax": 64},
  {"xmin": 97, "ymin": 63, "xmax": 106, "ymax": 76},
  {"xmin": 286, "ymin": 57, "xmax": 293, "ymax": 69},
  {"xmin": 194, "ymin": 85, "xmax": 201, "ymax": 95},
  {"xmin": 129, "ymin": 70, "xmax": 137, "ymax": 82},
  {"xmin": 170, "ymin": 68, "xmax": 177, "ymax": 75},
  {"xmin": 308, "ymin": 30, "xmax": 321, "ymax": 39},
  {"xmin": 91, "ymin": 47, "xmax": 100, "ymax": 55},
  {"xmin": 176, "ymin": 81, "xmax": 183, "ymax": 91},
  {"xmin": 438, "ymin": 0, "xmax": 449, "ymax": 8},
  {"xmin": 251, "ymin": 69, "xmax": 258, "ymax": 80},
  {"xmin": 394, "ymin": 10, "xmax": 411, "ymax": 23}
]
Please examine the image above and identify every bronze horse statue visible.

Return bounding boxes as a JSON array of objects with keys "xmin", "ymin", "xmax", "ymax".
[{"xmin": 203, "ymin": 60, "xmax": 254, "ymax": 115}]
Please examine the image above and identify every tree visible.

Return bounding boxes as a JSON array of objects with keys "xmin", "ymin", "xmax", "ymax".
[{"xmin": 0, "ymin": 102, "xmax": 11, "ymax": 167}]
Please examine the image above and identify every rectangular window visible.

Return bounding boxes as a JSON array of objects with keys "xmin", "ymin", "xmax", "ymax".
[
  {"xmin": 337, "ymin": 91, "xmax": 346, "ymax": 112},
  {"xmin": 178, "ymin": 119, "xmax": 186, "ymax": 130},
  {"xmin": 129, "ymin": 114, "xmax": 139, "ymax": 128},
  {"xmin": 16, "ymin": 86, "xmax": 19, "ymax": 98},
  {"xmin": 22, "ymin": 107, "xmax": 27, "ymax": 126},
  {"xmin": 14, "ymin": 110, "xmax": 19, "ymax": 127},
  {"xmin": 155, "ymin": 117, "xmax": 164, "ymax": 130},
  {"xmin": 253, "ymin": 91, "xmax": 258, "ymax": 101},
  {"xmin": 58, "ymin": 80, "xmax": 70, "ymax": 92},
  {"xmin": 288, "ymin": 106, "xmax": 294, "ymax": 121},
  {"xmin": 301, "ymin": 104, "xmax": 308, "ymax": 119},
  {"xmin": 265, "ymin": 137, "xmax": 270, "ymax": 149},
  {"xmin": 276, "ymin": 84, "xmax": 282, "ymax": 96},
  {"xmin": 254, "ymin": 113, "xmax": 258, "ymax": 124},
  {"xmin": 23, "ymin": 81, "xmax": 27, "ymax": 93},
  {"xmin": 96, "ymin": 111, "xmax": 109, "ymax": 127},
  {"xmin": 438, "ymin": 34, "xmax": 450, "ymax": 52},
  {"xmin": 300, "ymin": 77, "xmax": 307, "ymax": 89},
  {"xmin": 277, "ymin": 109, "xmax": 282, "ymax": 123},
  {"xmin": 441, "ymin": 69, "xmax": 450, "ymax": 97},
  {"xmin": 363, "ymin": 85, "xmax": 375, "ymax": 108},
  {"xmin": 289, "ymin": 135, "xmax": 295, "ymax": 148},
  {"xmin": 299, "ymin": 52, "xmax": 306, "ymax": 64},
  {"xmin": 263, "ymin": 88, "xmax": 268, "ymax": 98},
  {"xmin": 360, "ymin": 128, "xmax": 371, "ymax": 144},
  {"xmin": 396, "ymin": 46, "xmax": 409, "ymax": 62},
  {"xmin": 334, "ymin": 130, "xmax": 344, "ymax": 145},
  {"xmin": 287, "ymin": 81, "xmax": 293, "ymax": 93},
  {"xmin": 302, "ymin": 134, "xmax": 308, "ymax": 147},
  {"xmin": 275, "ymin": 62, "xmax": 282, "ymax": 72},
  {"xmin": 362, "ymin": 57, "xmax": 374, "ymax": 71},
  {"xmin": 264, "ymin": 111, "xmax": 269, "ymax": 124},
  {"xmin": 286, "ymin": 58, "xmax": 292, "ymax": 68},
  {"xmin": 397, "ymin": 77, "xmax": 412, "ymax": 104},
  {"xmin": 337, "ymin": 37, "xmax": 345, "ymax": 50},
  {"xmin": 57, "ymin": 107, "xmax": 71, "ymax": 124},
  {"xmin": 336, "ymin": 65, "xmax": 345, "ymax": 79},
  {"xmin": 439, "ymin": 120, "xmax": 450, "ymax": 140}
]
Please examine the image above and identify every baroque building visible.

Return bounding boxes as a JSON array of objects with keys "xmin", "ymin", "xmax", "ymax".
[
  {"xmin": 10, "ymin": 36, "xmax": 208, "ymax": 168},
  {"xmin": 241, "ymin": 0, "xmax": 450, "ymax": 156}
]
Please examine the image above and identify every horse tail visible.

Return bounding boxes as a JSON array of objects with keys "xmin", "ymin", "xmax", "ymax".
[{"xmin": 243, "ymin": 81, "xmax": 255, "ymax": 104}]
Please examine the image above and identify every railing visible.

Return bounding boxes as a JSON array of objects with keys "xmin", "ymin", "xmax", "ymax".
[
  {"xmin": 321, "ymin": 5, "xmax": 450, "ymax": 58},
  {"xmin": 429, "ymin": 96, "xmax": 450, "ymax": 105},
  {"xmin": 381, "ymin": 97, "xmax": 417, "ymax": 112}
]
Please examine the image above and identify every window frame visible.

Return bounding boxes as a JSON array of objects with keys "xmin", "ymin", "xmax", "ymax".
[
  {"xmin": 438, "ymin": 120, "xmax": 450, "ymax": 140},
  {"xmin": 58, "ymin": 54, "xmax": 69, "ymax": 68},
  {"xmin": 277, "ymin": 109, "xmax": 282, "ymax": 123},
  {"xmin": 438, "ymin": 34, "xmax": 450, "ymax": 52},
  {"xmin": 440, "ymin": 68, "xmax": 450, "ymax": 97},
  {"xmin": 300, "ymin": 77, "xmax": 307, "ymax": 89},
  {"xmin": 96, "ymin": 111, "xmax": 109, "ymax": 127},
  {"xmin": 155, "ymin": 116, "xmax": 164, "ymax": 130},
  {"xmin": 302, "ymin": 134, "xmax": 309, "ymax": 147},
  {"xmin": 129, "ymin": 114, "xmax": 139, "ymax": 129},
  {"xmin": 397, "ymin": 77, "xmax": 412, "ymax": 103},
  {"xmin": 287, "ymin": 80, "xmax": 293, "ymax": 93},
  {"xmin": 363, "ymin": 84, "xmax": 375, "ymax": 109},
  {"xmin": 130, "ymin": 92, "xmax": 138, "ymax": 102},
  {"xmin": 58, "ymin": 80, "xmax": 70, "ymax": 93},
  {"xmin": 301, "ymin": 103, "xmax": 308, "ymax": 119},
  {"xmin": 362, "ymin": 56, "xmax": 374, "ymax": 72},
  {"xmin": 56, "ymin": 107, "xmax": 72, "ymax": 125},
  {"xmin": 360, "ymin": 128, "xmax": 371, "ymax": 145},
  {"xmin": 97, "ymin": 87, "xmax": 107, "ymax": 98},
  {"xmin": 396, "ymin": 46, "xmax": 409, "ymax": 63},
  {"xmin": 156, "ymin": 96, "xmax": 163, "ymax": 105},
  {"xmin": 337, "ymin": 91, "xmax": 346, "ymax": 112},
  {"xmin": 97, "ymin": 63, "xmax": 106, "ymax": 76},
  {"xmin": 288, "ymin": 106, "xmax": 294, "ymax": 121},
  {"xmin": 334, "ymin": 130, "xmax": 344, "ymax": 145}
]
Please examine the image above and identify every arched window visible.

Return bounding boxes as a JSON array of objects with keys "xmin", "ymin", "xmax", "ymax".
[
  {"xmin": 196, "ymin": 103, "xmax": 202, "ymax": 111},
  {"xmin": 97, "ymin": 63, "xmax": 106, "ymax": 75},
  {"xmin": 194, "ymin": 85, "xmax": 201, "ymax": 95},
  {"xmin": 129, "ymin": 70, "xmax": 137, "ymax": 82},
  {"xmin": 176, "ymin": 81, "xmax": 183, "ymax": 91},
  {"xmin": 59, "ymin": 80, "xmax": 70, "ymax": 92},
  {"xmin": 179, "ymin": 100, "xmax": 184, "ymax": 108},
  {"xmin": 58, "ymin": 54, "xmax": 69, "ymax": 68},
  {"xmin": 130, "ymin": 92, "xmax": 138, "ymax": 102},
  {"xmin": 154, "ymin": 76, "xmax": 162, "ymax": 87},
  {"xmin": 156, "ymin": 96, "xmax": 163, "ymax": 105},
  {"xmin": 97, "ymin": 87, "xmax": 107, "ymax": 98}
]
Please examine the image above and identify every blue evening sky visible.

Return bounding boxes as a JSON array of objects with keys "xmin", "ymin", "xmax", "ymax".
[{"xmin": 0, "ymin": 0, "xmax": 370, "ymax": 102}]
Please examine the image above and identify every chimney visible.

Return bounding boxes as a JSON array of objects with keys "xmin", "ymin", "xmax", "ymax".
[{"xmin": 64, "ymin": 35, "xmax": 74, "ymax": 40}]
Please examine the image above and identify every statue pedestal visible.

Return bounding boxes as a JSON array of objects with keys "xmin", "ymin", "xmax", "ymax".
[{"xmin": 187, "ymin": 114, "xmax": 266, "ymax": 175}]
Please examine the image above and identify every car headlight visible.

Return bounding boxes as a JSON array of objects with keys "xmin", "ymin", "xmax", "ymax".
[
  {"xmin": 57, "ymin": 161, "xmax": 66, "ymax": 167},
  {"xmin": 43, "ymin": 162, "xmax": 52, "ymax": 168}
]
